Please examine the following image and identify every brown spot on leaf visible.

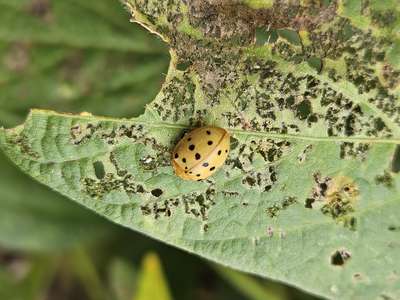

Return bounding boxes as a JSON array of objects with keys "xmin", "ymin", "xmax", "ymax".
[{"xmin": 307, "ymin": 174, "xmax": 359, "ymax": 229}]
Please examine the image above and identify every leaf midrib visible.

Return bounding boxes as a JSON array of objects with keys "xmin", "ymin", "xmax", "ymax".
[{"xmin": 7, "ymin": 109, "xmax": 400, "ymax": 146}]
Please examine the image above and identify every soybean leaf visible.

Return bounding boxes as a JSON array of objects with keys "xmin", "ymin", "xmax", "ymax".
[
  {"xmin": 0, "ymin": 257, "xmax": 56, "ymax": 300},
  {"xmin": 0, "ymin": 0, "xmax": 168, "ymax": 252},
  {"xmin": 108, "ymin": 259, "xmax": 137, "ymax": 300},
  {"xmin": 0, "ymin": 151, "xmax": 114, "ymax": 252},
  {"xmin": 1, "ymin": 1, "xmax": 400, "ymax": 299},
  {"xmin": 0, "ymin": 0, "xmax": 168, "ymax": 127},
  {"xmin": 213, "ymin": 264, "xmax": 287, "ymax": 300},
  {"xmin": 134, "ymin": 252, "xmax": 172, "ymax": 300}
]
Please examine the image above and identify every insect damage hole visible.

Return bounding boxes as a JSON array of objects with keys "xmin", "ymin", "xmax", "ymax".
[
  {"xmin": 93, "ymin": 161, "xmax": 105, "ymax": 179},
  {"xmin": 331, "ymin": 249, "xmax": 352, "ymax": 266},
  {"xmin": 296, "ymin": 99, "xmax": 312, "ymax": 120},
  {"xmin": 391, "ymin": 145, "xmax": 400, "ymax": 173},
  {"xmin": 176, "ymin": 60, "xmax": 191, "ymax": 71},
  {"xmin": 151, "ymin": 188, "xmax": 163, "ymax": 197},
  {"xmin": 277, "ymin": 29, "xmax": 302, "ymax": 45},
  {"xmin": 255, "ymin": 27, "xmax": 277, "ymax": 45}
]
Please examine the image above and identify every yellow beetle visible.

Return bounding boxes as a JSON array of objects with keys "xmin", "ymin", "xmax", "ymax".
[{"xmin": 172, "ymin": 127, "xmax": 230, "ymax": 180}]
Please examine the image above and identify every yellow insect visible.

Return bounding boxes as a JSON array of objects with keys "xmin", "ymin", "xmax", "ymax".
[{"xmin": 172, "ymin": 127, "xmax": 230, "ymax": 180}]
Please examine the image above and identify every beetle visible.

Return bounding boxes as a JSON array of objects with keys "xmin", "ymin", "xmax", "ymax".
[{"xmin": 172, "ymin": 126, "xmax": 230, "ymax": 180}]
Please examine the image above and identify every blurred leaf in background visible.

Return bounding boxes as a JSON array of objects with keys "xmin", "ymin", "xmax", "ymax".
[
  {"xmin": 0, "ymin": 0, "xmax": 320, "ymax": 299},
  {"xmin": 0, "ymin": 0, "xmax": 169, "ymax": 126},
  {"xmin": 108, "ymin": 258, "xmax": 137, "ymax": 300},
  {"xmin": 134, "ymin": 253, "xmax": 172, "ymax": 300},
  {"xmin": 0, "ymin": 0, "xmax": 168, "ymax": 251},
  {"xmin": 0, "ymin": 151, "xmax": 115, "ymax": 252}
]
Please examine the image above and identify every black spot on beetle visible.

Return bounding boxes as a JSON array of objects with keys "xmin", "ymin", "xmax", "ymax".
[
  {"xmin": 182, "ymin": 158, "xmax": 186, "ymax": 163},
  {"xmin": 187, "ymin": 137, "xmax": 192, "ymax": 141},
  {"xmin": 210, "ymin": 166, "xmax": 215, "ymax": 171},
  {"xmin": 203, "ymin": 162, "xmax": 209, "ymax": 167},
  {"xmin": 218, "ymin": 150, "xmax": 222, "ymax": 155},
  {"xmin": 196, "ymin": 174, "xmax": 201, "ymax": 177},
  {"xmin": 225, "ymin": 150, "xmax": 228, "ymax": 153},
  {"xmin": 195, "ymin": 153, "xmax": 201, "ymax": 160},
  {"xmin": 208, "ymin": 141, "xmax": 213, "ymax": 145},
  {"xmin": 174, "ymin": 153, "xmax": 179, "ymax": 159},
  {"xmin": 189, "ymin": 144, "xmax": 195, "ymax": 151},
  {"xmin": 151, "ymin": 188, "xmax": 163, "ymax": 197},
  {"xmin": 206, "ymin": 130, "xmax": 211, "ymax": 135}
]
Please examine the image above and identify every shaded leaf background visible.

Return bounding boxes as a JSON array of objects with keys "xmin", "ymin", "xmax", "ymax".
[{"xmin": 0, "ymin": 0, "xmax": 319, "ymax": 299}]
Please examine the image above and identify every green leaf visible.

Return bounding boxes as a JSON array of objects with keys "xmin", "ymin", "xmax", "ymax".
[
  {"xmin": 2, "ymin": 1, "xmax": 400, "ymax": 299},
  {"xmin": 134, "ymin": 252, "xmax": 172, "ymax": 300},
  {"xmin": 213, "ymin": 265, "xmax": 287, "ymax": 300},
  {"xmin": 0, "ymin": 0, "xmax": 164, "ymax": 53},
  {"xmin": 0, "ymin": 0, "xmax": 168, "ymax": 252},
  {"xmin": 0, "ymin": 151, "xmax": 114, "ymax": 252},
  {"xmin": 70, "ymin": 249, "xmax": 110, "ymax": 300},
  {"xmin": 0, "ymin": 0, "xmax": 168, "ymax": 128},
  {"xmin": 108, "ymin": 259, "xmax": 137, "ymax": 300},
  {"xmin": 0, "ymin": 256, "xmax": 57, "ymax": 300}
]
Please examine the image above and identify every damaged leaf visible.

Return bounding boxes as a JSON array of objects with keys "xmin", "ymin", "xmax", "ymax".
[{"xmin": 1, "ymin": 1, "xmax": 400, "ymax": 299}]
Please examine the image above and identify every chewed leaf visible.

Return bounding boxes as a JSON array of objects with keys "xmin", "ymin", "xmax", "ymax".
[{"xmin": 1, "ymin": 1, "xmax": 400, "ymax": 299}]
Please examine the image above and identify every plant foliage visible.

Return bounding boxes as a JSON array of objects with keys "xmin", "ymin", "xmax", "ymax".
[{"xmin": 1, "ymin": 1, "xmax": 400, "ymax": 299}]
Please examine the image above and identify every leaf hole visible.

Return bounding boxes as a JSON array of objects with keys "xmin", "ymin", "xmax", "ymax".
[
  {"xmin": 255, "ymin": 27, "xmax": 277, "ymax": 45},
  {"xmin": 176, "ymin": 60, "xmax": 191, "ymax": 71},
  {"xmin": 305, "ymin": 198, "xmax": 314, "ymax": 208},
  {"xmin": 230, "ymin": 137, "xmax": 239, "ymax": 150},
  {"xmin": 307, "ymin": 57, "xmax": 323, "ymax": 73},
  {"xmin": 296, "ymin": 100, "xmax": 312, "ymax": 120},
  {"xmin": 151, "ymin": 188, "xmax": 163, "ymax": 197},
  {"xmin": 93, "ymin": 161, "xmax": 105, "ymax": 179},
  {"xmin": 331, "ymin": 249, "xmax": 351, "ymax": 266},
  {"xmin": 391, "ymin": 145, "xmax": 400, "ymax": 173},
  {"xmin": 277, "ymin": 29, "xmax": 301, "ymax": 45}
]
